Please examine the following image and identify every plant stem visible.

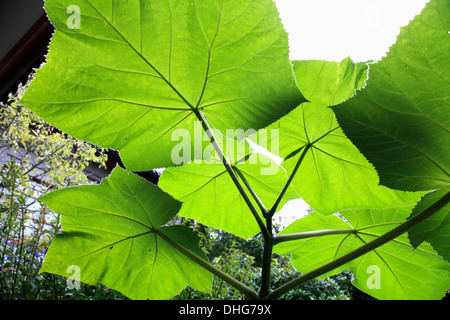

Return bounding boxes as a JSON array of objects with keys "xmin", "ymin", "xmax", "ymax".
[
  {"xmin": 193, "ymin": 109, "xmax": 269, "ymax": 240},
  {"xmin": 154, "ymin": 228, "xmax": 259, "ymax": 300},
  {"xmin": 267, "ymin": 190, "xmax": 450, "ymax": 300},
  {"xmin": 274, "ymin": 229, "xmax": 355, "ymax": 245},
  {"xmin": 234, "ymin": 166, "xmax": 268, "ymax": 215},
  {"xmin": 259, "ymin": 236, "xmax": 274, "ymax": 299},
  {"xmin": 268, "ymin": 144, "xmax": 310, "ymax": 217}
]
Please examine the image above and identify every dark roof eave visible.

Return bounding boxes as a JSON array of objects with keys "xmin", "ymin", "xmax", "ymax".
[{"xmin": 0, "ymin": 14, "xmax": 54, "ymax": 102}]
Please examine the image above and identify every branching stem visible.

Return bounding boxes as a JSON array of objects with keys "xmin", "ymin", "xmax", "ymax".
[
  {"xmin": 234, "ymin": 166, "xmax": 268, "ymax": 216},
  {"xmin": 188, "ymin": 110, "xmax": 449, "ymax": 302},
  {"xmin": 193, "ymin": 109, "xmax": 270, "ymax": 240}
]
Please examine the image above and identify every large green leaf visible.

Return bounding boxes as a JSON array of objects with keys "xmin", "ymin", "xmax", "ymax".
[
  {"xmin": 262, "ymin": 58, "xmax": 423, "ymax": 215},
  {"xmin": 274, "ymin": 208, "xmax": 450, "ymax": 300},
  {"xmin": 39, "ymin": 167, "xmax": 212, "ymax": 300},
  {"xmin": 332, "ymin": 0, "xmax": 450, "ymax": 191},
  {"xmin": 408, "ymin": 187, "xmax": 450, "ymax": 262},
  {"xmin": 21, "ymin": 0, "xmax": 304, "ymax": 171},
  {"xmin": 159, "ymin": 154, "xmax": 298, "ymax": 239}
]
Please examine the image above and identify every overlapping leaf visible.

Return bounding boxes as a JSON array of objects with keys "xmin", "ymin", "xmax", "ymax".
[
  {"xmin": 39, "ymin": 167, "xmax": 212, "ymax": 300},
  {"xmin": 332, "ymin": 0, "xmax": 450, "ymax": 191},
  {"xmin": 263, "ymin": 58, "xmax": 423, "ymax": 215},
  {"xmin": 293, "ymin": 57, "xmax": 369, "ymax": 106},
  {"xmin": 159, "ymin": 153, "xmax": 298, "ymax": 239},
  {"xmin": 408, "ymin": 187, "xmax": 450, "ymax": 262},
  {"xmin": 22, "ymin": 0, "xmax": 304, "ymax": 171},
  {"xmin": 274, "ymin": 207, "xmax": 450, "ymax": 300}
]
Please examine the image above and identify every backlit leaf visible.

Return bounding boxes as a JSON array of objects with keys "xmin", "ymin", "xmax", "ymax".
[
  {"xmin": 39, "ymin": 167, "xmax": 212, "ymax": 300},
  {"xmin": 22, "ymin": 0, "xmax": 304, "ymax": 171},
  {"xmin": 264, "ymin": 58, "xmax": 423, "ymax": 215},
  {"xmin": 332, "ymin": 0, "xmax": 450, "ymax": 191},
  {"xmin": 408, "ymin": 187, "xmax": 450, "ymax": 262},
  {"xmin": 159, "ymin": 153, "xmax": 298, "ymax": 239},
  {"xmin": 275, "ymin": 207, "xmax": 450, "ymax": 300}
]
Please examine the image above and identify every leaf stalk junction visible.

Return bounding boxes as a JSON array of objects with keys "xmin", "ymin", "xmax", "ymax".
[{"xmin": 171, "ymin": 109, "xmax": 450, "ymax": 300}]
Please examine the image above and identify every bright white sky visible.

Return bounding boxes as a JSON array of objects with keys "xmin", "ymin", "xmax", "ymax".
[
  {"xmin": 274, "ymin": 0, "xmax": 430, "ymax": 62},
  {"xmin": 272, "ymin": 0, "xmax": 430, "ymax": 225}
]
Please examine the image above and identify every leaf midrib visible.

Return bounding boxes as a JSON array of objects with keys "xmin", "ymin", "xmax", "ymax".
[
  {"xmin": 179, "ymin": 170, "xmax": 228, "ymax": 200},
  {"xmin": 59, "ymin": 230, "xmax": 154, "ymax": 263}
]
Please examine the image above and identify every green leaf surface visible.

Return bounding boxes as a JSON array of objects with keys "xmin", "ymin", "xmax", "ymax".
[
  {"xmin": 281, "ymin": 104, "xmax": 423, "ymax": 215},
  {"xmin": 408, "ymin": 187, "xmax": 450, "ymax": 261},
  {"xmin": 159, "ymin": 154, "xmax": 298, "ymax": 239},
  {"xmin": 39, "ymin": 167, "xmax": 212, "ymax": 300},
  {"xmin": 22, "ymin": 0, "xmax": 304, "ymax": 171},
  {"xmin": 262, "ymin": 58, "xmax": 423, "ymax": 215},
  {"xmin": 293, "ymin": 57, "xmax": 369, "ymax": 106},
  {"xmin": 332, "ymin": 0, "xmax": 450, "ymax": 191},
  {"xmin": 274, "ymin": 208, "xmax": 450, "ymax": 300}
]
